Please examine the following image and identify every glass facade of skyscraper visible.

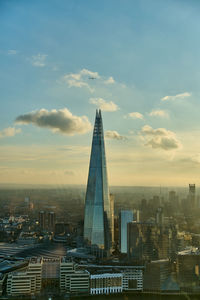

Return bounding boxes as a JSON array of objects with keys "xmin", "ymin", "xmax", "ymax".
[{"xmin": 84, "ymin": 110, "xmax": 113, "ymax": 251}]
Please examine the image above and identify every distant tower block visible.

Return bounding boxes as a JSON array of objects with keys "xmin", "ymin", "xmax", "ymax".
[
  {"xmin": 48, "ymin": 212, "xmax": 56, "ymax": 232},
  {"xmin": 156, "ymin": 207, "xmax": 164, "ymax": 226},
  {"xmin": 84, "ymin": 110, "xmax": 113, "ymax": 252},
  {"xmin": 39, "ymin": 211, "xmax": 46, "ymax": 230},
  {"xmin": 189, "ymin": 184, "xmax": 196, "ymax": 208}
]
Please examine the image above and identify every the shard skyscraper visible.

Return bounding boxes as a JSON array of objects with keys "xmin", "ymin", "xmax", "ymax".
[{"xmin": 84, "ymin": 110, "xmax": 113, "ymax": 252}]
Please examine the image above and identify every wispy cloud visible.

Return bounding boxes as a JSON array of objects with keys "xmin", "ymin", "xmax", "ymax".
[
  {"xmin": 15, "ymin": 108, "xmax": 92, "ymax": 135},
  {"xmin": 105, "ymin": 130, "xmax": 126, "ymax": 140},
  {"xmin": 62, "ymin": 68, "xmax": 99, "ymax": 93},
  {"xmin": 127, "ymin": 112, "xmax": 144, "ymax": 119},
  {"xmin": 0, "ymin": 127, "xmax": 21, "ymax": 138},
  {"xmin": 30, "ymin": 54, "xmax": 47, "ymax": 67},
  {"xmin": 89, "ymin": 98, "xmax": 119, "ymax": 111},
  {"xmin": 62, "ymin": 69, "xmax": 116, "ymax": 93},
  {"xmin": 8, "ymin": 50, "xmax": 17, "ymax": 55},
  {"xmin": 149, "ymin": 109, "xmax": 169, "ymax": 118},
  {"xmin": 161, "ymin": 92, "xmax": 191, "ymax": 102},
  {"xmin": 141, "ymin": 125, "xmax": 181, "ymax": 151}
]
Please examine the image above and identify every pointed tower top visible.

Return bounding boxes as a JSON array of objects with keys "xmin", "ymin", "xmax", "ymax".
[{"xmin": 95, "ymin": 109, "xmax": 102, "ymax": 119}]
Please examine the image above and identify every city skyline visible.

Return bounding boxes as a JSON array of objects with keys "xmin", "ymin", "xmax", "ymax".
[{"xmin": 1, "ymin": 0, "xmax": 200, "ymax": 186}]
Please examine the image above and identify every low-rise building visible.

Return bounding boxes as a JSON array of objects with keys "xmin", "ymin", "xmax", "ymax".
[{"xmin": 90, "ymin": 273, "xmax": 123, "ymax": 295}]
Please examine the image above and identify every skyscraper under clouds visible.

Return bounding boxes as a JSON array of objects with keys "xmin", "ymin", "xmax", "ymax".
[{"xmin": 84, "ymin": 110, "xmax": 113, "ymax": 253}]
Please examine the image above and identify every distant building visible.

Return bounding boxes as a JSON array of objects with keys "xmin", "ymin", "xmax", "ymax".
[
  {"xmin": 128, "ymin": 222, "xmax": 159, "ymax": 261},
  {"xmin": 84, "ymin": 110, "xmax": 113, "ymax": 253},
  {"xmin": 39, "ymin": 211, "xmax": 46, "ymax": 230},
  {"xmin": 127, "ymin": 222, "xmax": 172, "ymax": 261},
  {"xmin": 119, "ymin": 210, "xmax": 133, "ymax": 254},
  {"xmin": 48, "ymin": 211, "xmax": 56, "ymax": 232},
  {"xmin": 188, "ymin": 184, "xmax": 196, "ymax": 208},
  {"xmin": 156, "ymin": 207, "xmax": 164, "ymax": 226}
]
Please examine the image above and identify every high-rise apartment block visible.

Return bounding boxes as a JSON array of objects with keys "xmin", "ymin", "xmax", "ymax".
[{"xmin": 84, "ymin": 110, "xmax": 113, "ymax": 253}]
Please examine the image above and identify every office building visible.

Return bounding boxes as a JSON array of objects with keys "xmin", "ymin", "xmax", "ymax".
[
  {"xmin": 7, "ymin": 258, "xmax": 43, "ymax": 296},
  {"xmin": 119, "ymin": 210, "xmax": 133, "ymax": 253},
  {"xmin": 177, "ymin": 248, "xmax": 200, "ymax": 291},
  {"xmin": 143, "ymin": 259, "xmax": 171, "ymax": 291},
  {"xmin": 48, "ymin": 212, "xmax": 56, "ymax": 232},
  {"xmin": 90, "ymin": 273, "xmax": 123, "ymax": 295},
  {"xmin": 84, "ymin": 110, "xmax": 113, "ymax": 253},
  {"xmin": 39, "ymin": 211, "xmax": 46, "ymax": 230},
  {"xmin": 123, "ymin": 269, "xmax": 143, "ymax": 291},
  {"xmin": 60, "ymin": 258, "xmax": 89, "ymax": 294}
]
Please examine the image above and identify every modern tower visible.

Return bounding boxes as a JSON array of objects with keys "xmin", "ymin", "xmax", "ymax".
[
  {"xmin": 84, "ymin": 110, "xmax": 113, "ymax": 252},
  {"xmin": 119, "ymin": 210, "xmax": 133, "ymax": 254}
]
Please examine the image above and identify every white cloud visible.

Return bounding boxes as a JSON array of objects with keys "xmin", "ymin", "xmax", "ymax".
[
  {"xmin": 79, "ymin": 69, "xmax": 100, "ymax": 78},
  {"xmin": 0, "ymin": 127, "xmax": 21, "ymax": 138},
  {"xmin": 15, "ymin": 108, "xmax": 92, "ymax": 136},
  {"xmin": 104, "ymin": 76, "xmax": 115, "ymax": 84},
  {"xmin": 128, "ymin": 112, "xmax": 144, "ymax": 119},
  {"xmin": 105, "ymin": 130, "xmax": 126, "ymax": 140},
  {"xmin": 89, "ymin": 98, "xmax": 119, "ymax": 111},
  {"xmin": 62, "ymin": 68, "xmax": 99, "ymax": 93},
  {"xmin": 141, "ymin": 125, "xmax": 181, "ymax": 151},
  {"xmin": 149, "ymin": 109, "xmax": 169, "ymax": 118},
  {"xmin": 30, "ymin": 54, "xmax": 47, "ymax": 67},
  {"xmin": 8, "ymin": 50, "xmax": 17, "ymax": 55},
  {"xmin": 62, "ymin": 69, "xmax": 117, "ymax": 92},
  {"xmin": 161, "ymin": 92, "xmax": 191, "ymax": 102}
]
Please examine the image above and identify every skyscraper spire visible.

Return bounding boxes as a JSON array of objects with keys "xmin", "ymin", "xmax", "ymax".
[{"xmin": 84, "ymin": 110, "xmax": 113, "ymax": 252}]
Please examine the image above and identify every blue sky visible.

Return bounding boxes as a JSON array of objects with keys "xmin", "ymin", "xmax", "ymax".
[{"xmin": 1, "ymin": 0, "xmax": 200, "ymax": 186}]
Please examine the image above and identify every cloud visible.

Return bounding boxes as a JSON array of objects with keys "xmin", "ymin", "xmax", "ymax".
[
  {"xmin": 127, "ymin": 112, "xmax": 144, "ymax": 119},
  {"xmin": 90, "ymin": 98, "xmax": 119, "ymax": 111},
  {"xmin": 149, "ymin": 109, "xmax": 169, "ymax": 118},
  {"xmin": 8, "ymin": 50, "xmax": 17, "ymax": 55},
  {"xmin": 0, "ymin": 127, "xmax": 21, "ymax": 138},
  {"xmin": 104, "ymin": 76, "xmax": 115, "ymax": 84},
  {"xmin": 15, "ymin": 108, "xmax": 92, "ymax": 135},
  {"xmin": 62, "ymin": 68, "xmax": 100, "ymax": 93},
  {"xmin": 161, "ymin": 92, "xmax": 191, "ymax": 102},
  {"xmin": 141, "ymin": 125, "xmax": 181, "ymax": 151},
  {"xmin": 30, "ymin": 54, "xmax": 47, "ymax": 67},
  {"xmin": 105, "ymin": 130, "xmax": 126, "ymax": 140},
  {"xmin": 62, "ymin": 69, "xmax": 116, "ymax": 92}
]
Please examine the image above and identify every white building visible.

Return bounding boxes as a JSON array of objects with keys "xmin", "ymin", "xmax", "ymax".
[
  {"xmin": 60, "ymin": 258, "xmax": 89, "ymax": 294},
  {"xmin": 7, "ymin": 257, "xmax": 43, "ymax": 296}
]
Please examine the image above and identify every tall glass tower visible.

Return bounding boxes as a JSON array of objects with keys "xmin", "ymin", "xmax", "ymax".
[{"xmin": 84, "ymin": 110, "xmax": 113, "ymax": 252}]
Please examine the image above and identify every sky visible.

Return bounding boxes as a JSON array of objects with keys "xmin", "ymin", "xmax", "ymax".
[{"xmin": 1, "ymin": 0, "xmax": 200, "ymax": 186}]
